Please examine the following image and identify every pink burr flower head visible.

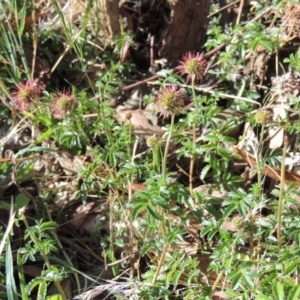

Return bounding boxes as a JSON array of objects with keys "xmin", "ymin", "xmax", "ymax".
[
  {"xmin": 155, "ymin": 85, "xmax": 185, "ymax": 118},
  {"xmin": 12, "ymin": 79, "xmax": 42, "ymax": 111},
  {"xmin": 51, "ymin": 90, "xmax": 75, "ymax": 118},
  {"xmin": 178, "ymin": 52, "xmax": 207, "ymax": 82}
]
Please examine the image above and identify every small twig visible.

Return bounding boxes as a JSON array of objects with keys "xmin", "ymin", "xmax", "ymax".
[
  {"xmin": 235, "ymin": 0, "xmax": 245, "ymax": 26},
  {"xmin": 209, "ymin": 0, "xmax": 240, "ymax": 18},
  {"xmin": 175, "ymin": 83, "xmax": 262, "ymax": 107},
  {"xmin": 50, "ymin": 28, "xmax": 83, "ymax": 74},
  {"xmin": 152, "ymin": 243, "xmax": 168, "ymax": 284},
  {"xmin": 150, "ymin": 35, "xmax": 154, "ymax": 67},
  {"xmin": 121, "ymin": 74, "xmax": 161, "ymax": 92},
  {"xmin": 31, "ymin": 1, "xmax": 38, "ymax": 80}
]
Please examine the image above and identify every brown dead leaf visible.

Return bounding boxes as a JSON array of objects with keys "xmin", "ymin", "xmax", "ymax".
[
  {"xmin": 70, "ymin": 202, "xmax": 95, "ymax": 230},
  {"xmin": 56, "ymin": 155, "xmax": 82, "ymax": 176},
  {"xmin": 193, "ymin": 185, "xmax": 229, "ymax": 200},
  {"xmin": 10, "ymin": 12, "xmax": 46, "ymax": 30},
  {"xmin": 48, "ymin": 278, "xmax": 72, "ymax": 299},
  {"xmin": 114, "ymin": 108, "xmax": 163, "ymax": 138},
  {"xmin": 50, "ymin": 180, "xmax": 78, "ymax": 207},
  {"xmin": 232, "ymin": 146, "xmax": 300, "ymax": 185},
  {"xmin": 172, "ymin": 241, "xmax": 199, "ymax": 256},
  {"xmin": 128, "ymin": 182, "xmax": 146, "ymax": 192},
  {"xmin": 213, "ymin": 291, "xmax": 230, "ymax": 299},
  {"xmin": 81, "ymin": 213, "xmax": 108, "ymax": 233},
  {"xmin": 269, "ymin": 105, "xmax": 287, "ymax": 149},
  {"xmin": 22, "ymin": 265, "xmax": 42, "ymax": 277}
]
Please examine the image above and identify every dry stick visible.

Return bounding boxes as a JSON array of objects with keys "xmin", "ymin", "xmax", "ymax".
[
  {"xmin": 50, "ymin": 28, "xmax": 83, "ymax": 74},
  {"xmin": 209, "ymin": 0, "xmax": 240, "ymax": 18},
  {"xmin": 31, "ymin": 2, "xmax": 37, "ymax": 80},
  {"xmin": 235, "ymin": 0, "xmax": 245, "ymax": 26},
  {"xmin": 150, "ymin": 35, "xmax": 154, "ymax": 67}
]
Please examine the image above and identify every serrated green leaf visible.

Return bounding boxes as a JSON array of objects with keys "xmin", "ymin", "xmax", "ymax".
[
  {"xmin": 227, "ymin": 269, "xmax": 239, "ymax": 280},
  {"xmin": 37, "ymin": 281, "xmax": 47, "ymax": 300},
  {"xmin": 39, "ymin": 221, "xmax": 58, "ymax": 232},
  {"xmin": 199, "ymin": 144, "xmax": 217, "ymax": 152},
  {"xmin": 14, "ymin": 194, "xmax": 30, "ymax": 211},
  {"xmin": 242, "ymin": 272, "xmax": 254, "ymax": 289},
  {"xmin": 203, "ymin": 135, "xmax": 219, "ymax": 142},
  {"xmin": 17, "ymin": 251, "xmax": 28, "ymax": 300},
  {"xmin": 147, "ymin": 204, "xmax": 162, "ymax": 220},
  {"xmin": 223, "ymin": 204, "xmax": 237, "ymax": 218},
  {"xmin": 26, "ymin": 278, "xmax": 44, "ymax": 294},
  {"xmin": 287, "ymin": 285, "xmax": 300, "ymax": 300},
  {"xmin": 172, "ymin": 270, "xmax": 182, "ymax": 287},
  {"xmin": 203, "ymin": 205, "xmax": 222, "ymax": 219},
  {"xmin": 200, "ymin": 164, "xmax": 211, "ymax": 180},
  {"xmin": 207, "ymin": 228, "xmax": 218, "ymax": 240},
  {"xmin": 225, "ymin": 289, "xmax": 239, "ymax": 297},
  {"xmin": 260, "ymin": 40, "xmax": 273, "ymax": 52},
  {"xmin": 152, "ymin": 197, "xmax": 170, "ymax": 210},
  {"xmin": 216, "ymin": 146, "xmax": 231, "ymax": 159},
  {"xmin": 283, "ymin": 261, "xmax": 298, "ymax": 276},
  {"xmin": 272, "ymin": 282, "xmax": 284, "ymax": 300},
  {"xmin": 132, "ymin": 204, "xmax": 146, "ymax": 220},
  {"xmin": 141, "ymin": 243, "xmax": 153, "ymax": 256},
  {"xmin": 17, "ymin": 161, "xmax": 34, "ymax": 182},
  {"xmin": 232, "ymin": 271, "xmax": 242, "ymax": 290},
  {"xmin": 36, "ymin": 128, "xmax": 53, "ymax": 144},
  {"xmin": 221, "ymin": 136, "xmax": 236, "ymax": 144},
  {"xmin": 200, "ymin": 225, "xmax": 212, "ymax": 237}
]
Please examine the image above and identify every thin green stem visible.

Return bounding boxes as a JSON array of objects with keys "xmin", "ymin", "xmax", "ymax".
[
  {"xmin": 189, "ymin": 76, "xmax": 198, "ymax": 195},
  {"xmin": 153, "ymin": 142, "xmax": 163, "ymax": 173},
  {"xmin": 256, "ymin": 123, "xmax": 265, "ymax": 195},
  {"xmin": 277, "ymin": 133, "xmax": 288, "ymax": 249},
  {"xmin": 17, "ymin": 251, "xmax": 28, "ymax": 300},
  {"xmin": 252, "ymin": 123, "xmax": 265, "ymax": 258},
  {"xmin": 162, "ymin": 114, "xmax": 175, "ymax": 178},
  {"xmin": 152, "ymin": 113, "xmax": 176, "ymax": 284},
  {"xmin": 127, "ymin": 118, "xmax": 132, "ymax": 158}
]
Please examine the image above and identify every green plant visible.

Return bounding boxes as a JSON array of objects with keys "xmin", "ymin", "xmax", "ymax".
[
  {"xmin": 2, "ymin": 0, "xmax": 300, "ymax": 299},
  {"xmin": 17, "ymin": 214, "xmax": 67, "ymax": 300},
  {"xmin": 283, "ymin": 51, "xmax": 300, "ymax": 71}
]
